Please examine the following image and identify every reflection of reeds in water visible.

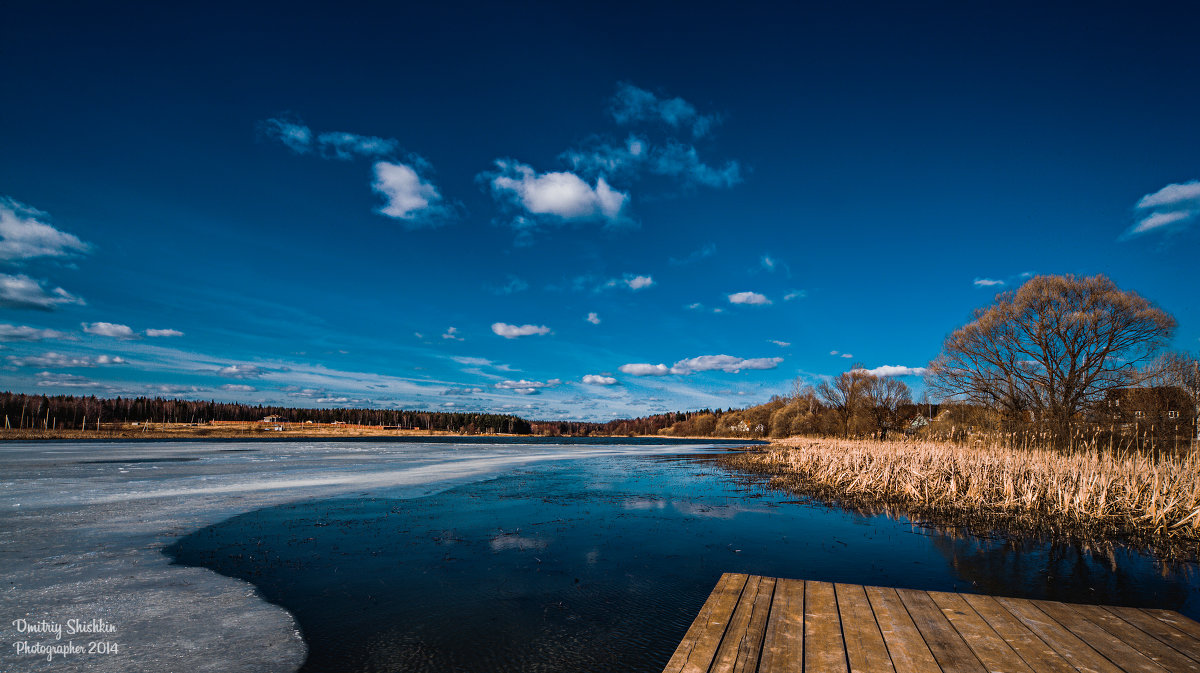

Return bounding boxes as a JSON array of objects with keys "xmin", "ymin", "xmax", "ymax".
[{"xmin": 722, "ymin": 438, "xmax": 1200, "ymax": 559}]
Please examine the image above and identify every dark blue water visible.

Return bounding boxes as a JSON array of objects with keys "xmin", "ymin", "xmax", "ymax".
[{"xmin": 165, "ymin": 450, "xmax": 1200, "ymax": 672}]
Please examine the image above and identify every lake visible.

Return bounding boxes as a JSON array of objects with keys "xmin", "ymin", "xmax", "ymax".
[{"xmin": 2, "ymin": 438, "xmax": 1198, "ymax": 672}]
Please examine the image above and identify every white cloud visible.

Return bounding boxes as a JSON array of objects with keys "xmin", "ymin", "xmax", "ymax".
[
  {"xmin": 669, "ymin": 355, "xmax": 782, "ymax": 374},
  {"xmin": 220, "ymin": 384, "xmax": 256, "ymax": 392},
  {"xmin": 619, "ymin": 363, "xmax": 671, "ymax": 376},
  {"xmin": 0, "ymin": 198, "xmax": 92, "ymax": 262},
  {"xmin": 830, "ymin": 350, "xmax": 854, "ymax": 359},
  {"xmin": 586, "ymin": 312, "xmax": 601, "ymax": 325},
  {"xmin": 581, "ymin": 374, "xmax": 617, "ymax": 385},
  {"xmin": 760, "ymin": 255, "xmax": 777, "ymax": 272},
  {"xmin": 685, "ymin": 302, "xmax": 704, "ymax": 310},
  {"xmin": 610, "ymin": 82, "xmax": 719, "ymax": 137},
  {"xmin": 1126, "ymin": 179, "xmax": 1200, "ymax": 238},
  {"xmin": 728, "ymin": 291, "xmax": 771, "ymax": 305},
  {"xmin": 604, "ymin": 274, "xmax": 654, "ymax": 291},
  {"xmin": 487, "ymin": 160, "xmax": 628, "ymax": 222},
  {"xmin": 260, "ymin": 117, "xmax": 314, "ymax": 154},
  {"xmin": 442, "ymin": 327, "xmax": 464, "ymax": 341},
  {"xmin": 0, "ymin": 324, "xmax": 69, "ymax": 342},
  {"xmin": 372, "ymin": 160, "xmax": 447, "ymax": 225},
  {"xmin": 442, "ymin": 386, "xmax": 485, "ymax": 395},
  {"xmin": 495, "ymin": 378, "xmax": 561, "ymax": 395},
  {"xmin": 561, "ymin": 135, "xmax": 647, "ymax": 177},
  {"xmin": 82, "ymin": 322, "xmax": 136, "ymax": 339},
  {"xmin": 0, "ymin": 274, "xmax": 84, "ymax": 310},
  {"xmin": 145, "ymin": 328, "xmax": 184, "ymax": 337},
  {"xmin": 783, "ymin": 290, "xmax": 806, "ymax": 301},
  {"xmin": 491, "ymin": 322, "xmax": 551, "ymax": 339},
  {"xmin": 7, "ymin": 352, "xmax": 125, "ymax": 368},
  {"xmin": 768, "ymin": 340, "xmax": 790, "ymax": 347},
  {"xmin": 35, "ymin": 371, "xmax": 104, "ymax": 388},
  {"xmin": 973, "ymin": 278, "xmax": 1005, "ymax": 287},
  {"xmin": 854, "ymin": 365, "xmax": 928, "ymax": 377},
  {"xmin": 649, "ymin": 142, "xmax": 741, "ymax": 188},
  {"xmin": 316, "ymin": 131, "xmax": 400, "ymax": 160},
  {"xmin": 218, "ymin": 364, "xmax": 264, "ymax": 379}
]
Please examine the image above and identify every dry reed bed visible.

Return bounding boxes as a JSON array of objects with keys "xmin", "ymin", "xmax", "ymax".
[{"xmin": 723, "ymin": 438, "xmax": 1200, "ymax": 554}]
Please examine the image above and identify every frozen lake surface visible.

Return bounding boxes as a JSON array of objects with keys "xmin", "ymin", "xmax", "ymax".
[{"xmin": 2, "ymin": 438, "xmax": 1198, "ymax": 672}]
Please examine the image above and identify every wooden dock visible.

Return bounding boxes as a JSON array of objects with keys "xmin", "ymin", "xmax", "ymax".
[{"xmin": 663, "ymin": 573, "xmax": 1200, "ymax": 673}]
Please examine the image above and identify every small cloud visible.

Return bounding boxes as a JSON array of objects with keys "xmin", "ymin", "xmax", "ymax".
[
  {"xmin": 220, "ymin": 384, "xmax": 256, "ymax": 393},
  {"xmin": 648, "ymin": 142, "xmax": 741, "ymax": 189},
  {"xmin": 7, "ymin": 352, "xmax": 124, "ymax": 368},
  {"xmin": 372, "ymin": 160, "xmax": 451, "ymax": 226},
  {"xmin": 973, "ymin": 278, "xmax": 1006, "ymax": 287},
  {"xmin": 0, "ymin": 273, "xmax": 84, "ymax": 310},
  {"xmin": 609, "ymin": 82, "xmax": 720, "ymax": 138},
  {"xmin": 586, "ymin": 312, "xmax": 601, "ymax": 325},
  {"xmin": 0, "ymin": 324, "xmax": 69, "ymax": 342},
  {"xmin": 0, "ymin": 197, "xmax": 92, "ymax": 262},
  {"xmin": 315, "ymin": 131, "xmax": 399, "ymax": 160},
  {"xmin": 259, "ymin": 116, "xmax": 314, "ymax": 154},
  {"xmin": 619, "ymin": 363, "xmax": 671, "ymax": 376},
  {"xmin": 685, "ymin": 302, "xmax": 704, "ymax": 310},
  {"xmin": 217, "ymin": 364, "xmax": 264, "ymax": 379},
  {"xmin": 495, "ymin": 378, "xmax": 561, "ymax": 395},
  {"xmin": 442, "ymin": 327, "xmax": 464, "ymax": 341},
  {"xmin": 35, "ymin": 371, "xmax": 104, "ymax": 388},
  {"xmin": 491, "ymin": 275, "xmax": 529, "ymax": 295},
  {"xmin": 854, "ymin": 365, "xmax": 928, "ymax": 377},
  {"xmin": 1125, "ymin": 179, "xmax": 1200, "ymax": 238},
  {"xmin": 491, "ymin": 322, "xmax": 551, "ymax": 339},
  {"xmin": 783, "ymin": 290, "xmax": 806, "ymax": 301},
  {"xmin": 484, "ymin": 160, "xmax": 628, "ymax": 234},
  {"xmin": 603, "ymin": 274, "xmax": 654, "ymax": 291},
  {"xmin": 581, "ymin": 374, "xmax": 617, "ymax": 385},
  {"xmin": 768, "ymin": 340, "xmax": 790, "ymax": 347},
  {"xmin": 669, "ymin": 355, "xmax": 782, "ymax": 374},
  {"xmin": 760, "ymin": 255, "xmax": 777, "ymax": 272},
  {"xmin": 442, "ymin": 386, "xmax": 485, "ymax": 396},
  {"xmin": 82, "ymin": 322, "xmax": 136, "ymax": 339},
  {"xmin": 830, "ymin": 350, "xmax": 854, "ymax": 358},
  {"xmin": 669, "ymin": 242, "xmax": 716, "ymax": 265},
  {"xmin": 145, "ymin": 328, "xmax": 184, "ymax": 337},
  {"xmin": 728, "ymin": 291, "xmax": 771, "ymax": 305}
]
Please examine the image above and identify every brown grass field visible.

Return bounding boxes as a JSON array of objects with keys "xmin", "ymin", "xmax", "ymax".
[{"xmin": 723, "ymin": 437, "xmax": 1200, "ymax": 558}]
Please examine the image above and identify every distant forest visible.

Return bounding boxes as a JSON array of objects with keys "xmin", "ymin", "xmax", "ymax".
[{"xmin": 0, "ymin": 392, "xmax": 532, "ymax": 435}]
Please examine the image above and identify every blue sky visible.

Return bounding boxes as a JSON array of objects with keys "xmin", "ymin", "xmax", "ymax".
[{"xmin": 0, "ymin": 2, "xmax": 1197, "ymax": 420}]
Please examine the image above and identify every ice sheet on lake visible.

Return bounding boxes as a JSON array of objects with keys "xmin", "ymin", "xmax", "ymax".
[{"xmin": 0, "ymin": 440, "xmax": 715, "ymax": 672}]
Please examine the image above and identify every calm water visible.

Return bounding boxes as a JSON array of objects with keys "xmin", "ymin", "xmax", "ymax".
[{"xmin": 165, "ymin": 447, "xmax": 1200, "ymax": 673}]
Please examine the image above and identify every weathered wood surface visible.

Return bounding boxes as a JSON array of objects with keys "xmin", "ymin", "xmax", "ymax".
[{"xmin": 663, "ymin": 574, "xmax": 1200, "ymax": 673}]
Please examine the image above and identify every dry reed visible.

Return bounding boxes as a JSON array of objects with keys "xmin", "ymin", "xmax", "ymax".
[{"xmin": 723, "ymin": 438, "xmax": 1200, "ymax": 557}]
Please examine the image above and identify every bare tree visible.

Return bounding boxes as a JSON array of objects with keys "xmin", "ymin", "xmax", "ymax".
[
  {"xmin": 1147, "ymin": 351, "xmax": 1200, "ymax": 444},
  {"xmin": 817, "ymin": 364, "xmax": 873, "ymax": 437},
  {"xmin": 928, "ymin": 274, "xmax": 1176, "ymax": 433},
  {"xmin": 865, "ymin": 376, "xmax": 912, "ymax": 439}
]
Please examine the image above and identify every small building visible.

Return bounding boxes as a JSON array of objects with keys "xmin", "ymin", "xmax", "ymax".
[{"xmin": 262, "ymin": 415, "xmax": 286, "ymax": 423}]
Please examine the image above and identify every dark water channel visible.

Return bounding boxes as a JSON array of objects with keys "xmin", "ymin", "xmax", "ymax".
[{"xmin": 165, "ymin": 450, "xmax": 1200, "ymax": 672}]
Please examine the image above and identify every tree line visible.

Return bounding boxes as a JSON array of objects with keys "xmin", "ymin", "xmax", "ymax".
[{"xmin": 0, "ymin": 392, "xmax": 531, "ymax": 435}]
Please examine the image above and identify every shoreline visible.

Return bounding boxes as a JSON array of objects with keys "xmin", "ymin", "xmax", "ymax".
[
  {"xmin": 0, "ymin": 425, "xmax": 749, "ymax": 441},
  {"xmin": 720, "ymin": 437, "xmax": 1200, "ymax": 562}
]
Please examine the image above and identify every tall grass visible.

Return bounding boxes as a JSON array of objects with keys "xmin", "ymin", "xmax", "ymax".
[{"xmin": 724, "ymin": 438, "xmax": 1200, "ymax": 556}]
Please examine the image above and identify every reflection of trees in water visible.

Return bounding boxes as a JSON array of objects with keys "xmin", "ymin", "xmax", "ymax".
[{"xmin": 927, "ymin": 529, "xmax": 1198, "ymax": 611}]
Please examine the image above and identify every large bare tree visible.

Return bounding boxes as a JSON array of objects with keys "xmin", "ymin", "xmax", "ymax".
[
  {"xmin": 927, "ymin": 274, "xmax": 1175, "ymax": 432},
  {"xmin": 817, "ymin": 364, "xmax": 873, "ymax": 437},
  {"xmin": 864, "ymin": 375, "xmax": 912, "ymax": 438}
]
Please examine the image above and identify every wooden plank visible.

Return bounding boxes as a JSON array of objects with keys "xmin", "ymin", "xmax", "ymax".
[
  {"xmin": 805, "ymin": 581, "xmax": 849, "ymax": 673},
  {"xmin": 896, "ymin": 588, "xmax": 986, "ymax": 673},
  {"xmin": 959, "ymin": 594, "xmax": 1077, "ymax": 673},
  {"xmin": 710, "ymin": 575, "xmax": 777, "ymax": 673},
  {"xmin": 929, "ymin": 591, "xmax": 1035, "ymax": 673},
  {"xmin": 1069, "ymin": 604, "xmax": 1200, "ymax": 673},
  {"xmin": 995, "ymin": 596, "xmax": 1125, "ymax": 673},
  {"xmin": 1033, "ymin": 600, "xmax": 1171, "ymax": 673},
  {"xmin": 835, "ymin": 583, "xmax": 896, "ymax": 673},
  {"xmin": 759, "ymin": 579, "xmax": 805, "ymax": 673},
  {"xmin": 663, "ymin": 572, "xmax": 749, "ymax": 673},
  {"xmin": 864, "ymin": 586, "xmax": 941, "ymax": 673},
  {"xmin": 1144, "ymin": 610, "xmax": 1200, "ymax": 643},
  {"xmin": 1105, "ymin": 606, "xmax": 1200, "ymax": 662}
]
